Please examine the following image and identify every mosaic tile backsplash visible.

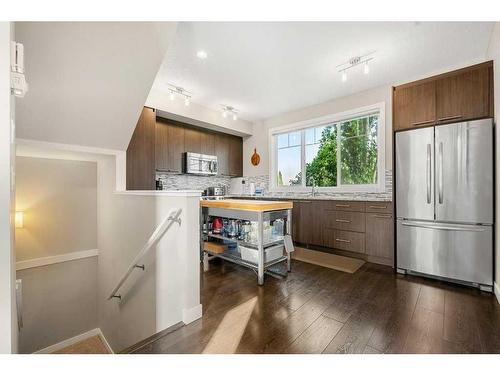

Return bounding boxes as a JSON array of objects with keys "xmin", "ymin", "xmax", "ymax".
[
  {"xmin": 157, "ymin": 170, "xmax": 392, "ymax": 201},
  {"xmin": 230, "ymin": 170, "xmax": 392, "ymax": 201},
  {"xmin": 156, "ymin": 173, "xmax": 231, "ymax": 193}
]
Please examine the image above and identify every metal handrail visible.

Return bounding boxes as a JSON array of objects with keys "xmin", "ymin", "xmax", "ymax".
[{"xmin": 107, "ymin": 208, "xmax": 182, "ymax": 301}]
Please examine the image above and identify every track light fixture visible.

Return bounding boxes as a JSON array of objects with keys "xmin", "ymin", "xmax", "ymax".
[
  {"xmin": 167, "ymin": 84, "xmax": 192, "ymax": 106},
  {"xmin": 337, "ymin": 52, "xmax": 375, "ymax": 82},
  {"xmin": 221, "ymin": 105, "xmax": 238, "ymax": 121}
]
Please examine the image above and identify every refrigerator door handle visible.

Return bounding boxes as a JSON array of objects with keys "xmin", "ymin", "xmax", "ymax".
[
  {"xmin": 438, "ymin": 142, "xmax": 444, "ymax": 204},
  {"xmin": 426, "ymin": 143, "xmax": 431, "ymax": 204},
  {"xmin": 400, "ymin": 221, "xmax": 486, "ymax": 232}
]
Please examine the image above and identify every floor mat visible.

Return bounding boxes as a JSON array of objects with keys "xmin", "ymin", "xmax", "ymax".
[{"xmin": 54, "ymin": 335, "xmax": 110, "ymax": 354}]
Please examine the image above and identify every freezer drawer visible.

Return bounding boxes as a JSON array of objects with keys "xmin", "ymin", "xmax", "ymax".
[{"xmin": 397, "ymin": 220, "xmax": 493, "ymax": 286}]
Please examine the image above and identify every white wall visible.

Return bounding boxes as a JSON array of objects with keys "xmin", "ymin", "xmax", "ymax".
[
  {"xmin": 487, "ymin": 22, "xmax": 500, "ymax": 299},
  {"xmin": 15, "ymin": 157, "xmax": 97, "ymax": 261},
  {"xmin": 97, "ymin": 155, "xmax": 201, "ymax": 352},
  {"xmin": 0, "ymin": 22, "xmax": 17, "ymax": 354},
  {"xmin": 243, "ymin": 85, "xmax": 392, "ymax": 177}
]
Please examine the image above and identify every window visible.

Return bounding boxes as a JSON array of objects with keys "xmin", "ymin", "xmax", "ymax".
[{"xmin": 271, "ymin": 105, "xmax": 384, "ymax": 192}]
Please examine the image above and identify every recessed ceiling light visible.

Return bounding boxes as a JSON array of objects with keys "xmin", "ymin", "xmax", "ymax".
[{"xmin": 196, "ymin": 50, "xmax": 207, "ymax": 59}]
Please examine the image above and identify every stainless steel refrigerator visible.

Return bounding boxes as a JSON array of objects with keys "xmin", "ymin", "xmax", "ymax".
[{"xmin": 396, "ymin": 118, "xmax": 494, "ymax": 291}]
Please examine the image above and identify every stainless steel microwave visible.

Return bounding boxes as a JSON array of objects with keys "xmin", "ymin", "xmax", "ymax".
[{"xmin": 184, "ymin": 152, "xmax": 218, "ymax": 175}]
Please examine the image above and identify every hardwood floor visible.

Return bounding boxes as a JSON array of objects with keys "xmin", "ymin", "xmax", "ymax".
[{"xmin": 131, "ymin": 259, "xmax": 500, "ymax": 354}]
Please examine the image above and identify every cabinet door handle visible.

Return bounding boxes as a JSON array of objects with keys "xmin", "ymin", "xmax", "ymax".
[
  {"xmin": 335, "ymin": 204, "xmax": 350, "ymax": 208},
  {"xmin": 335, "ymin": 238, "xmax": 351, "ymax": 243},
  {"xmin": 374, "ymin": 214, "xmax": 392, "ymax": 219},
  {"xmin": 335, "ymin": 219, "xmax": 351, "ymax": 223},
  {"xmin": 437, "ymin": 115, "xmax": 462, "ymax": 122},
  {"xmin": 412, "ymin": 119, "xmax": 435, "ymax": 126},
  {"xmin": 368, "ymin": 205, "xmax": 387, "ymax": 209}
]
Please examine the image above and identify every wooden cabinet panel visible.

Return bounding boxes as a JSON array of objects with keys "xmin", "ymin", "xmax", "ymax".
[
  {"xmin": 332, "ymin": 201, "xmax": 365, "ymax": 212},
  {"xmin": 365, "ymin": 202, "xmax": 393, "ymax": 214},
  {"xmin": 436, "ymin": 65, "xmax": 492, "ymax": 123},
  {"xmin": 394, "ymin": 62, "xmax": 494, "ymax": 132},
  {"xmin": 393, "ymin": 81, "xmax": 436, "ymax": 131},
  {"xmin": 215, "ymin": 133, "xmax": 229, "ymax": 175},
  {"xmin": 310, "ymin": 201, "xmax": 326, "ymax": 246},
  {"xmin": 200, "ymin": 131, "xmax": 215, "ymax": 155},
  {"xmin": 184, "ymin": 126, "xmax": 202, "ymax": 153},
  {"xmin": 228, "ymin": 135, "xmax": 243, "ymax": 177},
  {"xmin": 326, "ymin": 211, "xmax": 365, "ymax": 233},
  {"xmin": 126, "ymin": 107, "xmax": 155, "ymax": 190},
  {"xmin": 292, "ymin": 201, "xmax": 301, "ymax": 243},
  {"xmin": 155, "ymin": 119, "xmax": 184, "ymax": 173},
  {"xmin": 365, "ymin": 213, "xmax": 394, "ymax": 260},
  {"xmin": 298, "ymin": 201, "xmax": 313, "ymax": 244},
  {"xmin": 155, "ymin": 119, "xmax": 168, "ymax": 171}
]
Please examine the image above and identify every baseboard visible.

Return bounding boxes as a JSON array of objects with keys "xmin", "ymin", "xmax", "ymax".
[
  {"xmin": 182, "ymin": 304, "xmax": 203, "ymax": 324},
  {"xmin": 495, "ymin": 282, "xmax": 500, "ymax": 305},
  {"xmin": 34, "ymin": 327, "xmax": 113, "ymax": 354},
  {"xmin": 16, "ymin": 249, "xmax": 99, "ymax": 271}
]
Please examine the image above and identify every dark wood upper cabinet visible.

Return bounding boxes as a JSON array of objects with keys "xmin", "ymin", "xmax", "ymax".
[
  {"xmin": 200, "ymin": 131, "xmax": 215, "ymax": 155},
  {"xmin": 126, "ymin": 107, "xmax": 155, "ymax": 190},
  {"xmin": 127, "ymin": 108, "xmax": 244, "ymax": 186},
  {"xmin": 436, "ymin": 64, "xmax": 493, "ymax": 123},
  {"xmin": 394, "ymin": 61, "xmax": 493, "ymax": 132},
  {"xmin": 228, "ymin": 135, "xmax": 243, "ymax": 177},
  {"xmin": 393, "ymin": 81, "xmax": 436, "ymax": 131},
  {"xmin": 215, "ymin": 133, "xmax": 230, "ymax": 176},
  {"xmin": 155, "ymin": 118, "xmax": 184, "ymax": 173},
  {"xmin": 184, "ymin": 126, "xmax": 202, "ymax": 153}
]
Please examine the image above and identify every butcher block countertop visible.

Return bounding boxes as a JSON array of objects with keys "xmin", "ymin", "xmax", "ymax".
[{"xmin": 200, "ymin": 199, "xmax": 293, "ymax": 212}]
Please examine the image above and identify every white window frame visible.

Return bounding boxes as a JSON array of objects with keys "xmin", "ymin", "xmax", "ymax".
[{"xmin": 269, "ymin": 102, "xmax": 386, "ymax": 193}]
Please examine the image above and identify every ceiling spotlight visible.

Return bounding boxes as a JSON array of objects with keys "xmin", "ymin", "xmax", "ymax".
[
  {"xmin": 196, "ymin": 50, "xmax": 207, "ymax": 59},
  {"xmin": 221, "ymin": 105, "xmax": 238, "ymax": 121},
  {"xmin": 337, "ymin": 52, "xmax": 375, "ymax": 82},
  {"xmin": 184, "ymin": 97, "xmax": 190, "ymax": 106}
]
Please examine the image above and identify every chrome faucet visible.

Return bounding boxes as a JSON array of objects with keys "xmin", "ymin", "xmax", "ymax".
[{"xmin": 311, "ymin": 178, "xmax": 317, "ymax": 197}]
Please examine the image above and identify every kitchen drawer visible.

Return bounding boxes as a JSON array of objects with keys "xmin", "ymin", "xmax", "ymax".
[
  {"xmin": 365, "ymin": 202, "xmax": 393, "ymax": 214},
  {"xmin": 325, "ymin": 211, "xmax": 365, "ymax": 232},
  {"xmin": 324, "ymin": 229, "xmax": 365, "ymax": 254},
  {"xmin": 331, "ymin": 200, "xmax": 365, "ymax": 212}
]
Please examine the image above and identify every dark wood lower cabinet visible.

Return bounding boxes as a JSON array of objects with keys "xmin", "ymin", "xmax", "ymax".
[
  {"xmin": 292, "ymin": 200, "xmax": 394, "ymax": 266},
  {"xmin": 365, "ymin": 213, "xmax": 394, "ymax": 260}
]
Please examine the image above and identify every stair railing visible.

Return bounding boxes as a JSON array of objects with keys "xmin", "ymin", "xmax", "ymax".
[{"xmin": 107, "ymin": 208, "xmax": 182, "ymax": 300}]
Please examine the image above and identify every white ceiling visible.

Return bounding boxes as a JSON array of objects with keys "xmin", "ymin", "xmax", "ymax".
[
  {"xmin": 153, "ymin": 22, "xmax": 494, "ymax": 122},
  {"xmin": 16, "ymin": 22, "xmax": 177, "ymax": 150}
]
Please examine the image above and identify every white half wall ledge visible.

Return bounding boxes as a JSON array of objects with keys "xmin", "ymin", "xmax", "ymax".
[
  {"xmin": 115, "ymin": 190, "xmax": 202, "ymax": 197},
  {"xmin": 182, "ymin": 304, "xmax": 203, "ymax": 325},
  {"xmin": 16, "ymin": 249, "xmax": 99, "ymax": 271}
]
